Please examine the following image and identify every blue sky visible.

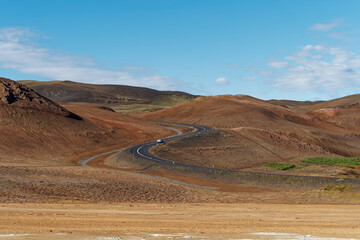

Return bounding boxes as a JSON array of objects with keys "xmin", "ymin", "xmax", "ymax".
[{"xmin": 1, "ymin": 0, "xmax": 360, "ymax": 100}]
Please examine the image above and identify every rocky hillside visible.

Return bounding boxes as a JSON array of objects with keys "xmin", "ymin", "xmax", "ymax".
[
  {"xmin": 0, "ymin": 78, "xmax": 172, "ymax": 166},
  {"xmin": 1, "ymin": 78, "xmax": 81, "ymax": 119}
]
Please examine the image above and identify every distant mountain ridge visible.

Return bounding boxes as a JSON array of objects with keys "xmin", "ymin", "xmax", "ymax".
[
  {"xmin": 267, "ymin": 99, "xmax": 325, "ymax": 109},
  {"xmin": 19, "ymin": 80, "xmax": 196, "ymax": 105}
]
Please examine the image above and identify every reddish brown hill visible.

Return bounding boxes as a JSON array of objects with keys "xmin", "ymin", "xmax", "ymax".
[
  {"xmin": 141, "ymin": 95, "xmax": 360, "ymax": 162},
  {"xmin": 293, "ymin": 94, "xmax": 360, "ymax": 132},
  {"xmin": 295, "ymin": 94, "xmax": 360, "ymax": 113},
  {"xmin": 140, "ymin": 95, "xmax": 344, "ymax": 131},
  {"xmin": 0, "ymin": 78, "xmax": 171, "ymax": 166},
  {"xmin": 308, "ymin": 105, "xmax": 360, "ymax": 132}
]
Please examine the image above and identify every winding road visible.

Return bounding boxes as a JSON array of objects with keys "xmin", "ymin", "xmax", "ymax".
[
  {"xmin": 78, "ymin": 122, "xmax": 218, "ymax": 190},
  {"xmin": 126, "ymin": 122, "xmax": 212, "ymax": 166},
  {"xmin": 126, "ymin": 122, "xmax": 360, "ymax": 188},
  {"xmin": 79, "ymin": 121, "xmax": 360, "ymax": 189}
]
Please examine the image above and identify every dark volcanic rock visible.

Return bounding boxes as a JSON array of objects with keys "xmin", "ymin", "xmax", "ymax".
[{"xmin": 0, "ymin": 78, "xmax": 82, "ymax": 120}]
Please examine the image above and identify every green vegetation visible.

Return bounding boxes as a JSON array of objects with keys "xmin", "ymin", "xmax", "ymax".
[
  {"xmin": 265, "ymin": 163, "xmax": 308, "ymax": 171},
  {"xmin": 323, "ymin": 184, "xmax": 351, "ymax": 192},
  {"xmin": 302, "ymin": 157, "xmax": 360, "ymax": 166},
  {"xmin": 150, "ymin": 96, "xmax": 194, "ymax": 106},
  {"xmin": 112, "ymin": 104, "xmax": 165, "ymax": 113},
  {"xmin": 114, "ymin": 96, "xmax": 195, "ymax": 113}
]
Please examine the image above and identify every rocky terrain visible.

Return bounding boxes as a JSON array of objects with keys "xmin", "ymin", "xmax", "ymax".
[
  {"xmin": 0, "ymin": 78, "xmax": 172, "ymax": 166},
  {"xmin": 1, "ymin": 78, "xmax": 80, "ymax": 119},
  {"xmin": 140, "ymin": 95, "xmax": 360, "ymax": 177}
]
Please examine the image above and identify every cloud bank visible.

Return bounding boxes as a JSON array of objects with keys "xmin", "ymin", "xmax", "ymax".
[
  {"xmin": 0, "ymin": 27, "xmax": 178, "ymax": 90},
  {"xmin": 266, "ymin": 45, "xmax": 360, "ymax": 90}
]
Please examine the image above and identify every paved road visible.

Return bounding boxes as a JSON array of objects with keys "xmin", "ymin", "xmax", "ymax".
[
  {"xmin": 78, "ymin": 122, "xmax": 218, "ymax": 190},
  {"xmin": 78, "ymin": 147, "xmax": 126, "ymax": 167},
  {"xmin": 126, "ymin": 122, "xmax": 212, "ymax": 167},
  {"xmin": 127, "ymin": 122, "xmax": 360, "ymax": 188},
  {"xmin": 79, "ymin": 121, "xmax": 360, "ymax": 188}
]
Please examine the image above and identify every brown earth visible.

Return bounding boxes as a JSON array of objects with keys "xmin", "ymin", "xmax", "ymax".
[
  {"xmin": 307, "ymin": 104, "xmax": 360, "ymax": 132},
  {"xmin": 0, "ymin": 78, "xmax": 172, "ymax": 166},
  {"xmin": 1, "ymin": 203, "xmax": 360, "ymax": 239},
  {"xmin": 1, "ymin": 158, "xmax": 360, "ymax": 204},
  {"xmin": 139, "ymin": 95, "xmax": 347, "ymax": 132},
  {"xmin": 1, "ymin": 80, "xmax": 360, "ymax": 238},
  {"xmin": 151, "ymin": 129, "xmax": 337, "ymax": 171},
  {"xmin": 290, "ymin": 94, "xmax": 360, "ymax": 132},
  {"xmin": 295, "ymin": 93, "xmax": 360, "ymax": 113},
  {"xmin": 140, "ymin": 95, "xmax": 360, "ymax": 175}
]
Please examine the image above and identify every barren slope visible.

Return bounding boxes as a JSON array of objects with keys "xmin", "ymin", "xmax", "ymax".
[
  {"xmin": 0, "ymin": 78, "xmax": 172, "ymax": 166},
  {"xmin": 295, "ymin": 94, "xmax": 360, "ymax": 113},
  {"xmin": 140, "ymin": 95, "xmax": 344, "ymax": 130},
  {"xmin": 142, "ymin": 95, "xmax": 360, "ymax": 173},
  {"xmin": 302, "ymin": 97, "xmax": 360, "ymax": 133}
]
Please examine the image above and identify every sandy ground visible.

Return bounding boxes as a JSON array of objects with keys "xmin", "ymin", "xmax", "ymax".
[{"xmin": 1, "ymin": 203, "xmax": 360, "ymax": 239}]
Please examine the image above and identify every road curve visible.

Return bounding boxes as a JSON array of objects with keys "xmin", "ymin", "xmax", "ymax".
[
  {"xmin": 126, "ymin": 122, "xmax": 212, "ymax": 166},
  {"xmin": 79, "ymin": 121, "xmax": 360, "ymax": 187},
  {"xmin": 78, "ymin": 122, "xmax": 219, "ymax": 190},
  {"xmin": 77, "ymin": 124, "xmax": 185, "ymax": 167},
  {"xmin": 127, "ymin": 122, "xmax": 360, "ymax": 187}
]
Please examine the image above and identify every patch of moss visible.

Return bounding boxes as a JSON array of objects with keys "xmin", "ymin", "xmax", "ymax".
[{"xmin": 302, "ymin": 157, "xmax": 360, "ymax": 166}]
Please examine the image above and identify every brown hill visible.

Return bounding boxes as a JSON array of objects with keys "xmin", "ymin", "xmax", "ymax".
[
  {"xmin": 19, "ymin": 80, "xmax": 196, "ymax": 106},
  {"xmin": 139, "ymin": 95, "xmax": 344, "ymax": 131},
  {"xmin": 268, "ymin": 99, "xmax": 324, "ymax": 109},
  {"xmin": 0, "ymin": 78, "xmax": 172, "ymax": 166},
  {"xmin": 308, "ymin": 104, "xmax": 360, "ymax": 132},
  {"xmin": 286, "ymin": 94, "xmax": 360, "ymax": 132},
  {"xmin": 141, "ymin": 95, "xmax": 360, "ymax": 173},
  {"xmin": 294, "ymin": 94, "xmax": 360, "ymax": 113}
]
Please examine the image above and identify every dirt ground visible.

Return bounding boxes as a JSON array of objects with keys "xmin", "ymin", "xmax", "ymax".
[{"xmin": 1, "ymin": 203, "xmax": 360, "ymax": 239}]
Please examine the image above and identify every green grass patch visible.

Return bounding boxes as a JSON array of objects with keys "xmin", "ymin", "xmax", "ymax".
[
  {"xmin": 113, "ymin": 104, "xmax": 166, "ymax": 113},
  {"xmin": 113, "ymin": 96, "xmax": 195, "ymax": 113},
  {"xmin": 302, "ymin": 157, "xmax": 360, "ymax": 166},
  {"xmin": 150, "ymin": 96, "xmax": 195, "ymax": 107}
]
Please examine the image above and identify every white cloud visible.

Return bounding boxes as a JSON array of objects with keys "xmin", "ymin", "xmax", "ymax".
[
  {"xmin": 0, "ymin": 27, "xmax": 179, "ymax": 90},
  {"xmin": 267, "ymin": 59, "xmax": 289, "ymax": 69},
  {"xmin": 215, "ymin": 77, "xmax": 229, "ymax": 85},
  {"xmin": 266, "ymin": 45, "xmax": 360, "ymax": 90},
  {"xmin": 309, "ymin": 19, "xmax": 342, "ymax": 32}
]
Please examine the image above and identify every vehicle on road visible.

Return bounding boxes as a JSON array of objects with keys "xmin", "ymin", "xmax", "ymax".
[{"xmin": 156, "ymin": 139, "xmax": 164, "ymax": 143}]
